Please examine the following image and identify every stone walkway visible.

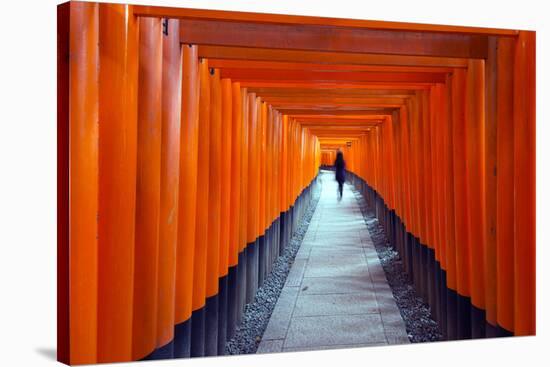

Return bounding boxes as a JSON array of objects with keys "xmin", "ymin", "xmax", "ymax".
[{"xmin": 258, "ymin": 170, "xmax": 409, "ymax": 353}]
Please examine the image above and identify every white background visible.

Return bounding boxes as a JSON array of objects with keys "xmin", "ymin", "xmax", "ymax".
[{"xmin": 0, "ymin": 0, "xmax": 546, "ymax": 366}]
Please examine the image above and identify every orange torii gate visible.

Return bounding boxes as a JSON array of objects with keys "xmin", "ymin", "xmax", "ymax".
[{"xmin": 58, "ymin": 2, "xmax": 535, "ymax": 364}]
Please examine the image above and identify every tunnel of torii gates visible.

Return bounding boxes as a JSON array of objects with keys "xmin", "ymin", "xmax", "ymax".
[{"xmin": 57, "ymin": 1, "xmax": 535, "ymax": 365}]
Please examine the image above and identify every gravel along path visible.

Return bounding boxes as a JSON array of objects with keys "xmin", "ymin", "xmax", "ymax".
[
  {"xmin": 225, "ymin": 179, "xmax": 322, "ymax": 355},
  {"xmin": 352, "ymin": 187, "xmax": 442, "ymax": 343}
]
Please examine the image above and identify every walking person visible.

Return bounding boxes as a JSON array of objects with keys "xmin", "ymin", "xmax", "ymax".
[{"xmin": 334, "ymin": 150, "xmax": 346, "ymax": 201}]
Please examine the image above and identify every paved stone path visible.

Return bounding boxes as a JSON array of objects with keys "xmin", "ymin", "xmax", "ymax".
[{"xmin": 258, "ymin": 170, "xmax": 409, "ymax": 353}]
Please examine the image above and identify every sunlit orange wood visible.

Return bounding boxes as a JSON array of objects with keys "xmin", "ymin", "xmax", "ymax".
[
  {"xmin": 420, "ymin": 91, "xmax": 433, "ymax": 250},
  {"xmin": 157, "ymin": 18, "xmax": 182, "ymax": 349},
  {"xmin": 57, "ymin": 4, "xmax": 70, "ymax": 363},
  {"xmin": 239, "ymin": 87, "xmax": 249, "ymax": 252},
  {"xmin": 260, "ymin": 96, "xmax": 407, "ymax": 105},
  {"xmin": 175, "ymin": 44, "xmax": 200, "ymax": 323},
  {"xmin": 265, "ymin": 106, "xmax": 273, "ymax": 227},
  {"xmin": 259, "ymin": 101, "xmax": 267, "ymax": 235},
  {"xmin": 133, "ymin": 17, "xmax": 162, "ymax": 360},
  {"xmin": 246, "ymin": 92, "xmax": 259, "ymax": 243},
  {"xmin": 283, "ymin": 109, "xmax": 395, "ymax": 116},
  {"xmin": 97, "ymin": 3, "xmax": 139, "ymax": 363},
  {"xmin": 209, "ymin": 59, "xmax": 453, "ymax": 73},
  {"xmin": 281, "ymin": 115, "xmax": 289, "ymax": 211},
  {"xmin": 248, "ymin": 87, "xmax": 417, "ymax": 95},
  {"xmin": 513, "ymin": 31, "xmax": 535, "ymax": 336},
  {"xmin": 437, "ymin": 82, "xmax": 448, "ymax": 272},
  {"xmin": 67, "ymin": 2, "xmax": 98, "ymax": 364},
  {"xmin": 220, "ymin": 69, "xmax": 447, "ymax": 84},
  {"xmin": 192, "ymin": 59, "xmax": 211, "ymax": 311},
  {"xmin": 239, "ymin": 81, "xmax": 433, "ymax": 89},
  {"xmin": 483, "ymin": 37, "xmax": 498, "ymax": 328},
  {"xmin": 495, "ymin": 37, "xmax": 515, "ymax": 333},
  {"xmin": 136, "ymin": 5, "xmax": 517, "ymax": 36},
  {"xmin": 443, "ymin": 76, "xmax": 457, "ymax": 294},
  {"xmin": 206, "ymin": 68, "xmax": 222, "ymax": 298},
  {"xmin": 181, "ymin": 19, "xmax": 488, "ymax": 59},
  {"xmin": 451, "ymin": 68, "xmax": 471, "ymax": 300},
  {"xmin": 199, "ymin": 46, "xmax": 470, "ymax": 68},
  {"xmin": 229, "ymin": 82, "xmax": 242, "ymax": 267},
  {"xmin": 465, "ymin": 59, "xmax": 486, "ymax": 311},
  {"xmin": 220, "ymin": 78, "xmax": 233, "ymax": 277}
]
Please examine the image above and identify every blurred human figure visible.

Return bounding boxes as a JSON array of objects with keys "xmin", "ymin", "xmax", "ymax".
[{"xmin": 334, "ymin": 150, "xmax": 346, "ymax": 201}]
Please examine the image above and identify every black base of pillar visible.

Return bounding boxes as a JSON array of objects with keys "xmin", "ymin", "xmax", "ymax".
[
  {"xmin": 413, "ymin": 236, "xmax": 421, "ymax": 290},
  {"xmin": 433, "ymin": 259, "xmax": 441, "ymax": 323},
  {"xmin": 190, "ymin": 307, "xmax": 205, "ymax": 357},
  {"xmin": 245, "ymin": 240, "xmax": 257, "ymax": 304},
  {"xmin": 143, "ymin": 339, "xmax": 174, "ymax": 360},
  {"xmin": 485, "ymin": 322, "xmax": 514, "ymax": 338},
  {"xmin": 279, "ymin": 212, "xmax": 286, "ymax": 254},
  {"xmin": 236, "ymin": 249, "xmax": 246, "ymax": 326},
  {"xmin": 406, "ymin": 232, "xmax": 414, "ymax": 280},
  {"xmin": 173, "ymin": 317, "xmax": 191, "ymax": 358},
  {"xmin": 226, "ymin": 265, "xmax": 238, "ymax": 340},
  {"xmin": 258, "ymin": 234, "xmax": 266, "ymax": 287},
  {"xmin": 217, "ymin": 276, "xmax": 228, "ymax": 354},
  {"xmin": 446, "ymin": 288, "xmax": 458, "ymax": 340},
  {"xmin": 419, "ymin": 243, "xmax": 428, "ymax": 301},
  {"xmin": 457, "ymin": 293, "xmax": 472, "ymax": 339},
  {"xmin": 439, "ymin": 269, "xmax": 448, "ymax": 338},
  {"xmin": 427, "ymin": 247, "xmax": 436, "ymax": 314},
  {"xmin": 470, "ymin": 304, "xmax": 486, "ymax": 339},
  {"xmin": 204, "ymin": 295, "xmax": 219, "ymax": 356}
]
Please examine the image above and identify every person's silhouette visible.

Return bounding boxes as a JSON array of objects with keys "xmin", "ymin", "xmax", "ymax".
[{"xmin": 334, "ymin": 150, "xmax": 346, "ymax": 201}]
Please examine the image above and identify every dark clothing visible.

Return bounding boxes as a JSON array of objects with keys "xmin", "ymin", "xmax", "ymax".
[
  {"xmin": 334, "ymin": 156, "xmax": 346, "ymax": 184},
  {"xmin": 334, "ymin": 152, "xmax": 346, "ymax": 201}
]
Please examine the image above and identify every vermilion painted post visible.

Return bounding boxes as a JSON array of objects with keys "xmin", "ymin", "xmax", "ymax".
[
  {"xmin": 133, "ymin": 17, "xmax": 163, "ymax": 360},
  {"xmin": 421, "ymin": 90, "xmax": 434, "ymax": 306},
  {"xmin": 429, "ymin": 86, "xmax": 440, "ymax": 265},
  {"xmin": 400, "ymin": 107, "xmax": 412, "ymax": 243},
  {"xmin": 66, "ymin": 2, "xmax": 99, "ymax": 364},
  {"xmin": 246, "ymin": 93, "xmax": 259, "ymax": 245},
  {"xmin": 259, "ymin": 102, "xmax": 267, "ymax": 237},
  {"xmin": 174, "ymin": 44, "xmax": 200, "ymax": 358},
  {"xmin": 258, "ymin": 101, "xmax": 267, "ymax": 285},
  {"xmin": 239, "ymin": 87, "xmax": 249, "ymax": 256},
  {"xmin": 451, "ymin": 68, "xmax": 472, "ymax": 339},
  {"xmin": 465, "ymin": 59, "xmax": 486, "ymax": 338},
  {"xmin": 97, "ymin": 3, "xmax": 139, "ymax": 363},
  {"xmin": 513, "ymin": 31, "xmax": 536, "ymax": 336},
  {"xmin": 205, "ymin": 68, "xmax": 222, "ymax": 356},
  {"xmin": 57, "ymin": 3, "xmax": 70, "ymax": 363},
  {"xmin": 265, "ymin": 106, "xmax": 273, "ymax": 271},
  {"xmin": 406, "ymin": 98, "xmax": 420, "ymax": 244},
  {"xmin": 220, "ymin": 80, "xmax": 232, "ymax": 281},
  {"xmin": 495, "ymin": 37, "xmax": 515, "ymax": 335},
  {"xmin": 227, "ymin": 81, "xmax": 242, "ymax": 338},
  {"xmin": 245, "ymin": 93, "xmax": 259, "ymax": 303},
  {"xmin": 443, "ymin": 74, "xmax": 458, "ymax": 340},
  {"xmin": 409, "ymin": 95, "xmax": 424, "ymax": 296},
  {"xmin": 156, "ymin": 18, "xmax": 182, "ymax": 354},
  {"xmin": 229, "ymin": 83, "xmax": 242, "ymax": 267},
  {"xmin": 218, "ymin": 78, "xmax": 233, "ymax": 353},
  {"xmin": 435, "ymin": 83, "xmax": 448, "ymax": 328},
  {"xmin": 484, "ymin": 36, "xmax": 499, "ymax": 334},
  {"xmin": 237, "ymin": 87, "xmax": 249, "ymax": 322},
  {"xmin": 280, "ymin": 115, "xmax": 288, "ymax": 250},
  {"xmin": 190, "ymin": 59, "xmax": 211, "ymax": 357}
]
